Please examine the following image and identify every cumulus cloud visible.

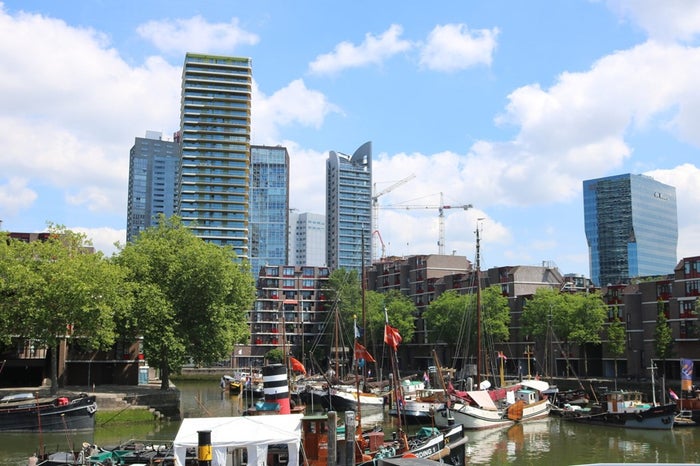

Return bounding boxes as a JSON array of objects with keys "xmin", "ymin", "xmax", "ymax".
[
  {"xmin": 603, "ymin": 0, "xmax": 700, "ymax": 43},
  {"xmin": 419, "ymin": 24, "xmax": 499, "ymax": 71},
  {"xmin": 0, "ymin": 177, "xmax": 37, "ymax": 216},
  {"xmin": 137, "ymin": 15, "xmax": 259, "ymax": 55},
  {"xmin": 72, "ymin": 226, "xmax": 126, "ymax": 258},
  {"xmin": 308, "ymin": 24, "xmax": 412, "ymax": 75},
  {"xmin": 252, "ymin": 79, "xmax": 341, "ymax": 143}
]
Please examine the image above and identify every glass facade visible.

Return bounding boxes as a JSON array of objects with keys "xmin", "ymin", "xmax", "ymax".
[
  {"xmin": 177, "ymin": 53, "xmax": 252, "ymax": 258},
  {"xmin": 249, "ymin": 145, "xmax": 289, "ymax": 280},
  {"xmin": 583, "ymin": 173, "xmax": 677, "ymax": 286},
  {"xmin": 326, "ymin": 142, "xmax": 372, "ymax": 272},
  {"xmin": 126, "ymin": 132, "xmax": 179, "ymax": 242}
]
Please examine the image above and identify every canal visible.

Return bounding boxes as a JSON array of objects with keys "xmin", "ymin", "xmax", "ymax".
[{"xmin": 1, "ymin": 380, "xmax": 699, "ymax": 465}]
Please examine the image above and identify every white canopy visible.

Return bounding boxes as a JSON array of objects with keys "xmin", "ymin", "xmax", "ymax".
[
  {"xmin": 173, "ymin": 414, "xmax": 303, "ymax": 466},
  {"xmin": 520, "ymin": 380, "xmax": 550, "ymax": 392}
]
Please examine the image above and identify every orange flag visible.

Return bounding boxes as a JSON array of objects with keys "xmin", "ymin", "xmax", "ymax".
[
  {"xmin": 289, "ymin": 356, "xmax": 306, "ymax": 374},
  {"xmin": 384, "ymin": 324, "xmax": 402, "ymax": 350},
  {"xmin": 354, "ymin": 341, "xmax": 376, "ymax": 363}
]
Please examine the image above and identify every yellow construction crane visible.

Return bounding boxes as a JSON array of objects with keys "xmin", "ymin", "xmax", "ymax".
[
  {"xmin": 384, "ymin": 192, "xmax": 472, "ymax": 255},
  {"xmin": 372, "ymin": 174, "xmax": 415, "ymax": 261}
]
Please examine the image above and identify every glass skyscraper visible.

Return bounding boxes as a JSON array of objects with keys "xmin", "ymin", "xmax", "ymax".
[
  {"xmin": 326, "ymin": 142, "xmax": 372, "ymax": 272},
  {"xmin": 177, "ymin": 53, "xmax": 252, "ymax": 259},
  {"xmin": 126, "ymin": 131, "xmax": 179, "ymax": 242},
  {"xmin": 583, "ymin": 173, "xmax": 678, "ymax": 286},
  {"xmin": 249, "ymin": 145, "xmax": 289, "ymax": 280}
]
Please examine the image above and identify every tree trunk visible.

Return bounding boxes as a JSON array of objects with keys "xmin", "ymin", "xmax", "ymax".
[
  {"xmin": 160, "ymin": 361, "xmax": 170, "ymax": 390},
  {"xmin": 49, "ymin": 346, "xmax": 58, "ymax": 396}
]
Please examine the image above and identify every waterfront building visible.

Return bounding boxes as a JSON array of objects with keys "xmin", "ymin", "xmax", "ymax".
[
  {"xmin": 326, "ymin": 142, "xmax": 372, "ymax": 272},
  {"xmin": 176, "ymin": 53, "xmax": 253, "ymax": 259},
  {"xmin": 288, "ymin": 211, "xmax": 326, "ymax": 267},
  {"xmin": 583, "ymin": 173, "xmax": 678, "ymax": 287},
  {"xmin": 126, "ymin": 131, "xmax": 179, "ymax": 242},
  {"xmin": 234, "ymin": 265, "xmax": 331, "ymax": 369},
  {"xmin": 249, "ymin": 145, "xmax": 290, "ymax": 281}
]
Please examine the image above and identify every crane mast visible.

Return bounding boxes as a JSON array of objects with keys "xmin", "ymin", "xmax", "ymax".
[{"xmin": 371, "ymin": 174, "xmax": 415, "ymax": 261}]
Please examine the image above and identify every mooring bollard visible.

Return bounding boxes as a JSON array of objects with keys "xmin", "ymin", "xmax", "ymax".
[{"xmin": 198, "ymin": 430, "xmax": 212, "ymax": 466}]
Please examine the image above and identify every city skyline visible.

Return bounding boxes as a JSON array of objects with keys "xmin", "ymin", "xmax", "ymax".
[{"xmin": 2, "ymin": 2, "xmax": 700, "ymax": 279}]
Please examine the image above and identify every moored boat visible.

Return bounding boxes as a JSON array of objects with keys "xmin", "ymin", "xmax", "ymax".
[
  {"xmin": 560, "ymin": 390, "xmax": 675, "ymax": 430},
  {"xmin": 0, "ymin": 392, "xmax": 96, "ymax": 432}
]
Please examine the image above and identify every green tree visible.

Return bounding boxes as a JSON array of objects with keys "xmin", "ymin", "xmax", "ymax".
[
  {"xmin": 0, "ymin": 226, "xmax": 131, "ymax": 393},
  {"xmin": 424, "ymin": 290, "xmax": 468, "ymax": 345},
  {"xmin": 606, "ymin": 316, "xmax": 626, "ymax": 389},
  {"xmin": 265, "ymin": 348, "xmax": 284, "ymax": 364},
  {"xmin": 654, "ymin": 307, "xmax": 673, "ymax": 375},
  {"xmin": 567, "ymin": 292, "xmax": 607, "ymax": 375},
  {"xmin": 116, "ymin": 216, "xmax": 255, "ymax": 389}
]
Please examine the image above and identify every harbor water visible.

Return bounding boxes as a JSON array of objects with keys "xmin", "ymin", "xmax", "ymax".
[{"xmin": 1, "ymin": 380, "xmax": 699, "ymax": 465}]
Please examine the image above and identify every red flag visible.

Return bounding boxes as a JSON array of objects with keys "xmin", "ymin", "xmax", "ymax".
[
  {"xmin": 354, "ymin": 341, "xmax": 376, "ymax": 363},
  {"xmin": 384, "ymin": 324, "xmax": 402, "ymax": 350},
  {"xmin": 497, "ymin": 351, "xmax": 507, "ymax": 360},
  {"xmin": 289, "ymin": 356, "xmax": 306, "ymax": 374}
]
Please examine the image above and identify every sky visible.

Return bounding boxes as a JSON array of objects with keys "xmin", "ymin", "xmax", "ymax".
[{"xmin": 1, "ymin": 1, "xmax": 700, "ymax": 278}]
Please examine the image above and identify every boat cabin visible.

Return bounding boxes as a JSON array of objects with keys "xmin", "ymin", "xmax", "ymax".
[{"xmin": 606, "ymin": 391, "xmax": 651, "ymax": 414}]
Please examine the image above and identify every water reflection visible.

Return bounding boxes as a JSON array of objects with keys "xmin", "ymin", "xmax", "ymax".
[{"xmin": 1, "ymin": 381, "xmax": 700, "ymax": 466}]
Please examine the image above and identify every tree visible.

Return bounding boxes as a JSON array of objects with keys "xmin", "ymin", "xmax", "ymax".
[
  {"xmin": 654, "ymin": 307, "xmax": 673, "ymax": 375},
  {"xmin": 566, "ymin": 292, "xmax": 607, "ymax": 375},
  {"xmin": 116, "ymin": 216, "xmax": 255, "ymax": 389},
  {"xmin": 424, "ymin": 290, "xmax": 468, "ymax": 345},
  {"xmin": 606, "ymin": 316, "xmax": 626, "ymax": 389},
  {"xmin": 0, "ymin": 226, "xmax": 131, "ymax": 393}
]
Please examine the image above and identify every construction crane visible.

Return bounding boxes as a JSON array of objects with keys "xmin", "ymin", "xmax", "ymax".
[
  {"xmin": 372, "ymin": 173, "xmax": 415, "ymax": 261},
  {"xmin": 384, "ymin": 192, "xmax": 472, "ymax": 255}
]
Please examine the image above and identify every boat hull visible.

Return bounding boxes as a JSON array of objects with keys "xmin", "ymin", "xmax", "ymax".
[
  {"xmin": 561, "ymin": 403, "xmax": 676, "ymax": 430},
  {"xmin": 0, "ymin": 393, "xmax": 97, "ymax": 432}
]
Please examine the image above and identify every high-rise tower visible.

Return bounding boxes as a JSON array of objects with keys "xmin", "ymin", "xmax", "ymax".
[
  {"xmin": 177, "ymin": 53, "xmax": 252, "ymax": 258},
  {"xmin": 249, "ymin": 145, "xmax": 290, "ymax": 279},
  {"xmin": 126, "ymin": 131, "xmax": 179, "ymax": 242},
  {"xmin": 583, "ymin": 173, "xmax": 678, "ymax": 287},
  {"xmin": 288, "ymin": 211, "xmax": 326, "ymax": 267},
  {"xmin": 326, "ymin": 142, "xmax": 372, "ymax": 272}
]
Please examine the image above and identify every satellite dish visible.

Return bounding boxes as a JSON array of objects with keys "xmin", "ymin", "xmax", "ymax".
[{"xmin": 479, "ymin": 380, "xmax": 491, "ymax": 390}]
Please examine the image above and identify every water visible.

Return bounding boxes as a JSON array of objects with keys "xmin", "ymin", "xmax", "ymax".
[{"xmin": 1, "ymin": 381, "xmax": 699, "ymax": 465}]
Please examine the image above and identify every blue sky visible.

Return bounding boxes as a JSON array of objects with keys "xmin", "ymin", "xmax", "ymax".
[{"xmin": 1, "ymin": 1, "xmax": 699, "ymax": 277}]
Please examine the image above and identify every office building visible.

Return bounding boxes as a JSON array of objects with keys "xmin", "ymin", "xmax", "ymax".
[
  {"xmin": 126, "ymin": 131, "xmax": 179, "ymax": 242},
  {"xmin": 288, "ymin": 211, "xmax": 326, "ymax": 267},
  {"xmin": 326, "ymin": 142, "xmax": 372, "ymax": 272},
  {"xmin": 249, "ymin": 145, "xmax": 290, "ymax": 280},
  {"xmin": 583, "ymin": 173, "xmax": 678, "ymax": 287},
  {"xmin": 177, "ymin": 53, "xmax": 252, "ymax": 258}
]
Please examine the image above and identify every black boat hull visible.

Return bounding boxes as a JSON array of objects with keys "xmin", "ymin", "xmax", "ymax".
[{"xmin": 0, "ymin": 394, "xmax": 97, "ymax": 432}]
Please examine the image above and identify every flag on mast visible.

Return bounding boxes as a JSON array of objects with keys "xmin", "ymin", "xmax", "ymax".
[
  {"xmin": 289, "ymin": 356, "xmax": 306, "ymax": 374},
  {"xmin": 681, "ymin": 358, "xmax": 694, "ymax": 391},
  {"xmin": 384, "ymin": 324, "xmax": 402, "ymax": 350},
  {"xmin": 354, "ymin": 341, "xmax": 375, "ymax": 363}
]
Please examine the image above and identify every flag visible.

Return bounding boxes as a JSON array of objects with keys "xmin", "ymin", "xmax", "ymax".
[
  {"xmin": 354, "ymin": 321, "xmax": 363, "ymax": 339},
  {"xmin": 354, "ymin": 341, "xmax": 376, "ymax": 363},
  {"xmin": 669, "ymin": 388, "xmax": 679, "ymax": 401},
  {"xmin": 497, "ymin": 351, "xmax": 508, "ymax": 360},
  {"xmin": 423, "ymin": 371, "xmax": 430, "ymax": 385},
  {"xmin": 384, "ymin": 324, "xmax": 402, "ymax": 350},
  {"xmin": 289, "ymin": 356, "xmax": 306, "ymax": 375},
  {"xmin": 681, "ymin": 359, "xmax": 694, "ymax": 391}
]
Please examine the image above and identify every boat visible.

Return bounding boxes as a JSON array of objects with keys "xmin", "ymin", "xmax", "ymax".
[
  {"xmin": 388, "ymin": 387, "xmax": 447, "ymax": 423},
  {"xmin": 436, "ymin": 379, "xmax": 551, "ymax": 430},
  {"xmin": 0, "ymin": 392, "xmax": 96, "ymax": 432},
  {"xmin": 560, "ymin": 390, "xmax": 676, "ymax": 430},
  {"xmin": 435, "ymin": 226, "xmax": 551, "ymax": 430}
]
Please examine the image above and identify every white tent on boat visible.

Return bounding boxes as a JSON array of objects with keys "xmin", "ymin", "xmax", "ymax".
[{"xmin": 173, "ymin": 414, "xmax": 303, "ymax": 466}]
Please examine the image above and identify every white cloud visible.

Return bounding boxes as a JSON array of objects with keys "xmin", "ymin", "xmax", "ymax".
[
  {"xmin": 603, "ymin": 0, "xmax": 700, "ymax": 43},
  {"xmin": 72, "ymin": 226, "xmax": 125, "ymax": 257},
  {"xmin": 0, "ymin": 177, "xmax": 37, "ymax": 216},
  {"xmin": 252, "ymin": 80, "xmax": 341, "ymax": 143},
  {"xmin": 136, "ymin": 15, "xmax": 259, "ymax": 55},
  {"xmin": 308, "ymin": 24, "xmax": 412, "ymax": 75},
  {"xmin": 419, "ymin": 24, "xmax": 499, "ymax": 72}
]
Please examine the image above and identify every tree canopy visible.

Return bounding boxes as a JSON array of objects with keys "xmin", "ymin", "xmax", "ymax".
[
  {"xmin": 115, "ymin": 216, "xmax": 255, "ymax": 389},
  {"xmin": 0, "ymin": 226, "xmax": 131, "ymax": 392}
]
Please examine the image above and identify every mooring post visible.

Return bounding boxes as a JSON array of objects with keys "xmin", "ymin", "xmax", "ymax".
[
  {"xmin": 198, "ymin": 430, "xmax": 212, "ymax": 466},
  {"xmin": 344, "ymin": 411, "xmax": 355, "ymax": 466},
  {"xmin": 327, "ymin": 411, "xmax": 337, "ymax": 466}
]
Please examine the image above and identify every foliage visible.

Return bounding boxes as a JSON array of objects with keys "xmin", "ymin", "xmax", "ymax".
[
  {"xmin": 606, "ymin": 316, "xmax": 626, "ymax": 386},
  {"xmin": 654, "ymin": 309, "xmax": 674, "ymax": 362},
  {"xmin": 115, "ymin": 216, "xmax": 255, "ymax": 389},
  {"xmin": 265, "ymin": 348, "xmax": 284, "ymax": 364},
  {"xmin": 424, "ymin": 290, "xmax": 467, "ymax": 345},
  {"xmin": 0, "ymin": 226, "xmax": 131, "ymax": 393}
]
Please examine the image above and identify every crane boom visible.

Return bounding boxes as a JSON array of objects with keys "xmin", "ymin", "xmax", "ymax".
[
  {"xmin": 371, "ymin": 174, "xmax": 415, "ymax": 261},
  {"xmin": 383, "ymin": 192, "xmax": 472, "ymax": 255}
]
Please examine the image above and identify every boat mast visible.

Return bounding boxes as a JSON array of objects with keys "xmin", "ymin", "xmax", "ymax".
[{"xmin": 476, "ymin": 220, "xmax": 482, "ymax": 386}]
